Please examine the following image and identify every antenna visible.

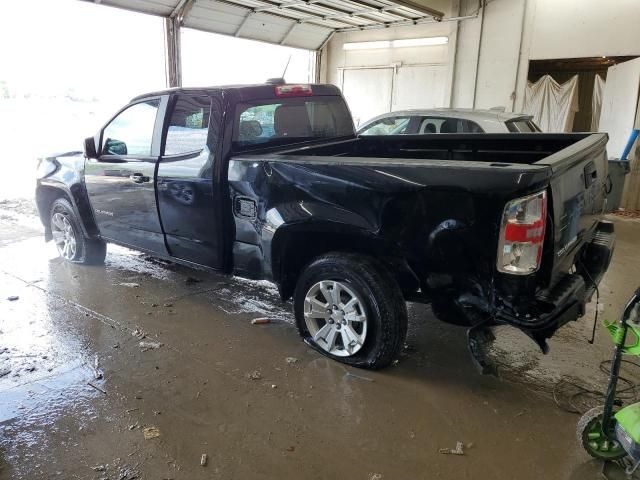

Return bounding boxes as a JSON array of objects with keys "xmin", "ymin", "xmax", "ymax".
[{"xmin": 281, "ymin": 54, "xmax": 292, "ymax": 80}]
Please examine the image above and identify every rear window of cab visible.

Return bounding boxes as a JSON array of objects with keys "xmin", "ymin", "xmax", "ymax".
[{"xmin": 232, "ymin": 96, "xmax": 354, "ymax": 149}]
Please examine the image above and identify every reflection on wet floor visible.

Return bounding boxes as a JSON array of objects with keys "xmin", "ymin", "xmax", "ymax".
[{"xmin": 1, "ymin": 212, "xmax": 639, "ymax": 479}]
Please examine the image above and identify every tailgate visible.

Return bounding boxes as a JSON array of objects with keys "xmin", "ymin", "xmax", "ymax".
[{"xmin": 536, "ymin": 133, "xmax": 609, "ymax": 283}]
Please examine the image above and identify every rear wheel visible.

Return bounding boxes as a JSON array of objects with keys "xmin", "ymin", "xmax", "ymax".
[
  {"xmin": 50, "ymin": 198, "xmax": 106, "ymax": 265},
  {"xmin": 577, "ymin": 407, "xmax": 627, "ymax": 460},
  {"xmin": 294, "ymin": 253, "xmax": 407, "ymax": 370}
]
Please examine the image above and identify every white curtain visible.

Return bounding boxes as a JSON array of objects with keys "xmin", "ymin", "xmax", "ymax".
[
  {"xmin": 524, "ymin": 75, "xmax": 579, "ymax": 132},
  {"xmin": 591, "ymin": 74, "xmax": 605, "ymax": 131}
]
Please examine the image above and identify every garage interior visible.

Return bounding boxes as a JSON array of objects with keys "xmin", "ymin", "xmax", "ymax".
[{"xmin": 2, "ymin": 0, "xmax": 640, "ymax": 479}]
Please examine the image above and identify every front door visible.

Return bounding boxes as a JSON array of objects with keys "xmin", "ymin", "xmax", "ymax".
[{"xmin": 85, "ymin": 97, "xmax": 167, "ymax": 253}]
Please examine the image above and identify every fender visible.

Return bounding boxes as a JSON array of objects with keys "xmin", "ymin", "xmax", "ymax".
[
  {"xmin": 270, "ymin": 216, "xmax": 415, "ymax": 300},
  {"xmin": 36, "ymin": 152, "xmax": 100, "ymax": 240}
]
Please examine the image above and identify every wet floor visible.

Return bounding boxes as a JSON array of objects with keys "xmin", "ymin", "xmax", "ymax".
[{"xmin": 1, "ymin": 203, "xmax": 639, "ymax": 479}]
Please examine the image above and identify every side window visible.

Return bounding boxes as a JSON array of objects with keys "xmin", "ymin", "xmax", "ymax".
[
  {"xmin": 164, "ymin": 96, "xmax": 211, "ymax": 155},
  {"xmin": 418, "ymin": 117, "xmax": 445, "ymax": 133},
  {"xmin": 506, "ymin": 120, "xmax": 539, "ymax": 133},
  {"xmin": 418, "ymin": 117, "xmax": 484, "ymax": 133},
  {"xmin": 360, "ymin": 117, "xmax": 411, "ymax": 135},
  {"xmin": 102, "ymin": 99, "xmax": 159, "ymax": 156},
  {"xmin": 460, "ymin": 119, "xmax": 484, "ymax": 133}
]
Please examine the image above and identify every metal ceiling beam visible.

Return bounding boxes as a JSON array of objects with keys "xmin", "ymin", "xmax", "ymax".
[
  {"xmin": 383, "ymin": 0, "xmax": 443, "ymax": 20},
  {"xmin": 218, "ymin": 0, "xmax": 424, "ymax": 30},
  {"xmin": 280, "ymin": 9, "xmax": 383, "ymax": 26},
  {"xmin": 322, "ymin": 0, "xmax": 416, "ymax": 19},
  {"xmin": 171, "ymin": 0, "xmax": 195, "ymax": 22},
  {"xmin": 333, "ymin": 12, "xmax": 477, "ymax": 32},
  {"xmin": 235, "ymin": 10, "xmax": 254, "ymax": 36},
  {"xmin": 250, "ymin": 0, "xmax": 417, "ymax": 24},
  {"xmin": 217, "ymin": 0, "xmax": 363, "ymax": 28},
  {"xmin": 279, "ymin": 21, "xmax": 299, "ymax": 44}
]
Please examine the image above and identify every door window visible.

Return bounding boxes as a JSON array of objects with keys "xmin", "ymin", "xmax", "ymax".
[
  {"xmin": 164, "ymin": 96, "xmax": 211, "ymax": 155},
  {"xmin": 102, "ymin": 100, "xmax": 160, "ymax": 156}
]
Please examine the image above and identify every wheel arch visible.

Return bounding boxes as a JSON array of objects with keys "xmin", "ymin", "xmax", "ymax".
[
  {"xmin": 271, "ymin": 222, "xmax": 420, "ymax": 300},
  {"xmin": 36, "ymin": 183, "xmax": 99, "ymax": 241}
]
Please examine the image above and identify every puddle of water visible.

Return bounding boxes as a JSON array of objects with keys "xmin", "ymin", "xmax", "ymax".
[{"xmin": 0, "ymin": 361, "xmax": 95, "ymax": 423}]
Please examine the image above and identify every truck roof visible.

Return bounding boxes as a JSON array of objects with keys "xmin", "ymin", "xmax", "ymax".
[{"xmin": 130, "ymin": 83, "xmax": 343, "ymax": 103}]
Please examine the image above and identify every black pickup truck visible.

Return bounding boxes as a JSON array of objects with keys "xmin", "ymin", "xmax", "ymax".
[{"xmin": 36, "ymin": 82, "xmax": 614, "ymax": 372}]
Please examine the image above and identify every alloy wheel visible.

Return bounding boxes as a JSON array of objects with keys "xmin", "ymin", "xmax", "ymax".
[
  {"xmin": 51, "ymin": 212, "xmax": 77, "ymax": 260},
  {"xmin": 303, "ymin": 280, "xmax": 368, "ymax": 357}
]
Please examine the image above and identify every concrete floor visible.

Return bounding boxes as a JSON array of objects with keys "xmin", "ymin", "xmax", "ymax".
[{"xmin": 1, "ymin": 201, "xmax": 639, "ymax": 480}]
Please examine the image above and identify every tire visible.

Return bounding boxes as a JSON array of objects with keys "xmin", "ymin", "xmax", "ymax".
[
  {"xmin": 576, "ymin": 406, "xmax": 627, "ymax": 461},
  {"xmin": 50, "ymin": 198, "xmax": 106, "ymax": 265},
  {"xmin": 294, "ymin": 252, "xmax": 407, "ymax": 370}
]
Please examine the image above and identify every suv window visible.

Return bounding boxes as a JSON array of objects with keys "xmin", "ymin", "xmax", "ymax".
[
  {"xmin": 102, "ymin": 100, "xmax": 160, "ymax": 156},
  {"xmin": 418, "ymin": 117, "xmax": 484, "ymax": 133},
  {"xmin": 360, "ymin": 117, "xmax": 412, "ymax": 135},
  {"xmin": 233, "ymin": 96, "xmax": 353, "ymax": 149},
  {"xmin": 164, "ymin": 96, "xmax": 211, "ymax": 155},
  {"xmin": 506, "ymin": 120, "xmax": 540, "ymax": 133}
]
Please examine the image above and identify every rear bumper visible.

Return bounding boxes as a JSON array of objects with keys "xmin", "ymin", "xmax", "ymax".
[{"xmin": 495, "ymin": 220, "xmax": 615, "ymax": 351}]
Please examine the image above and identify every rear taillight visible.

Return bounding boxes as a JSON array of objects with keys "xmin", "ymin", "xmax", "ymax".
[
  {"xmin": 497, "ymin": 190, "xmax": 547, "ymax": 275},
  {"xmin": 274, "ymin": 84, "xmax": 313, "ymax": 97}
]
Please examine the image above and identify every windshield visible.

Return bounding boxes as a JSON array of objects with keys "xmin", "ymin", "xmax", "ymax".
[{"xmin": 233, "ymin": 96, "xmax": 354, "ymax": 149}]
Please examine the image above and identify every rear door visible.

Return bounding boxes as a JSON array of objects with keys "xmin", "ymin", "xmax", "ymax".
[
  {"xmin": 156, "ymin": 93, "xmax": 224, "ymax": 268},
  {"xmin": 85, "ymin": 96, "xmax": 167, "ymax": 253}
]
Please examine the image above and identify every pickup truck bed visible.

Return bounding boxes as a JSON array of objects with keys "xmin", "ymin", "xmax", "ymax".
[
  {"xmin": 36, "ymin": 83, "xmax": 614, "ymax": 372},
  {"xmin": 231, "ymin": 132, "xmax": 612, "ymax": 358}
]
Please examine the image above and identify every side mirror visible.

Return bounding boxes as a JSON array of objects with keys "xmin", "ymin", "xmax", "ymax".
[{"xmin": 84, "ymin": 136, "xmax": 98, "ymax": 159}]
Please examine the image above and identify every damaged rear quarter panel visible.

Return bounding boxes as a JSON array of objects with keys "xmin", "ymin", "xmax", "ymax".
[{"xmin": 228, "ymin": 155, "xmax": 552, "ymax": 307}]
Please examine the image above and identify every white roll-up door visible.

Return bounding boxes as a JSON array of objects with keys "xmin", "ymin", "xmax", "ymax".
[
  {"xmin": 340, "ymin": 64, "xmax": 448, "ymax": 127},
  {"xmin": 341, "ymin": 68, "xmax": 394, "ymax": 127},
  {"xmin": 393, "ymin": 65, "xmax": 447, "ymax": 111}
]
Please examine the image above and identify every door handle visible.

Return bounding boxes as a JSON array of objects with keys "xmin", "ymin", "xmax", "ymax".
[{"xmin": 130, "ymin": 173, "xmax": 149, "ymax": 184}]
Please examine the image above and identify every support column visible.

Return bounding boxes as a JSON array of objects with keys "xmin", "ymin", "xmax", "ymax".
[{"xmin": 164, "ymin": 16, "xmax": 182, "ymax": 88}]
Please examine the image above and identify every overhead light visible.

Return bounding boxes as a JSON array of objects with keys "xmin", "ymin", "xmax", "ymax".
[
  {"xmin": 393, "ymin": 37, "xmax": 448, "ymax": 48},
  {"xmin": 343, "ymin": 36, "xmax": 448, "ymax": 51},
  {"xmin": 344, "ymin": 40, "xmax": 391, "ymax": 50}
]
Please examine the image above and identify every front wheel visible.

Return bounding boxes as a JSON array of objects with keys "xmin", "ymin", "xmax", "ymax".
[
  {"xmin": 577, "ymin": 407, "xmax": 627, "ymax": 460},
  {"xmin": 50, "ymin": 198, "xmax": 106, "ymax": 265},
  {"xmin": 294, "ymin": 253, "xmax": 407, "ymax": 370}
]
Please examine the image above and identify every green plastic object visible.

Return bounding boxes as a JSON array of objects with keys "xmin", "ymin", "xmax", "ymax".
[
  {"xmin": 604, "ymin": 320, "xmax": 640, "ymax": 355},
  {"xmin": 615, "ymin": 404, "xmax": 640, "ymax": 444}
]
